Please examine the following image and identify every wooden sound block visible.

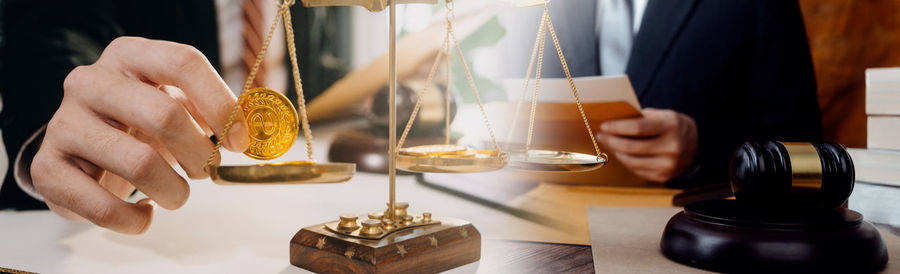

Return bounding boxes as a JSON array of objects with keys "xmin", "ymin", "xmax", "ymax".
[
  {"xmin": 328, "ymin": 127, "xmax": 458, "ymax": 173},
  {"xmin": 290, "ymin": 216, "xmax": 481, "ymax": 273},
  {"xmin": 661, "ymin": 199, "xmax": 888, "ymax": 273}
]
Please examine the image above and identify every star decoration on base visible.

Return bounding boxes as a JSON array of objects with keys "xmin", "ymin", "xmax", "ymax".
[
  {"xmin": 344, "ymin": 246, "xmax": 356, "ymax": 259},
  {"xmin": 396, "ymin": 245, "xmax": 408, "ymax": 257},
  {"xmin": 316, "ymin": 237, "xmax": 326, "ymax": 249},
  {"xmin": 429, "ymin": 235, "xmax": 439, "ymax": 247}
]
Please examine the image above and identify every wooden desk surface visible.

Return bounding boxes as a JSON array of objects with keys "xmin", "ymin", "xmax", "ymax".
[
  {"xmin": 481, "ymin": 241, "xmax": 594, "ymax": 273},
  {"xmin": 0, "ymin": 120, "xmax": 596, "ymax": 273},
  {"xmin": 4, "ymin": 118, "xmax": 895, "ymax": 273}
]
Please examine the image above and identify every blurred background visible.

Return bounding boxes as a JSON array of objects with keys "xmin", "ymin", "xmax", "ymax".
[
  {"xmin": 332, "ymin": 0, "xmax": 900, "ymax": 148},
  {"xmin": 799, "ymin": 0, "xmax": 900, "ymax": 148}
]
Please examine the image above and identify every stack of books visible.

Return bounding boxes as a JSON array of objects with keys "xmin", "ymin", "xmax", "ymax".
[
  {"xmin": 847, "ymin": 67, "xmax": 900, "ymax": 188},
  {"xmin": 847, "ymin": 68, "xmax": 900, "ymax": 230}
]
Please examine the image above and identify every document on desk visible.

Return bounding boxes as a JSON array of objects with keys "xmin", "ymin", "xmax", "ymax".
[
  {"xmin": 492, "ymin": 75, "xmax": 642, "ymax": 150},
  {"xmin": 498, "ymin": 75, "xmax": 642, "ymax": 127},
  {"xmin": 586, "ymin": 206, "xmax": 705, "ymax": 273}
]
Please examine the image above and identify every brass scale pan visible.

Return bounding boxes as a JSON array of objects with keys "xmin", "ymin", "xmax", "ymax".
[
  {"xmin": 211, "ymin": 88, "xmax": 355, "ymax": 185},
  {"xmin": 508, "ymin": 149, "xmax": 607, "ymax": 173},
  {"xmin": 211, "ymin": 161, "xmax": 355, "ymax": 185},
  {"xmin": 396, "ymin": 144, "xmax": 507, "ymax": 173},
  {"xmin": 394, "ymin": 145, "xmax": 605, "ymax": 173}
]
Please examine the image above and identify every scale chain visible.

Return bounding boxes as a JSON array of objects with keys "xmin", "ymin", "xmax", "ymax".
[
  {"xmin": 544, "ymin": 9, "xmax": 605, "ymax": 161},
  {"xmin": 397, "ymin": 0, "xmax": 502, "ymax": 155},
  {"xmin": 395, "ymin": 37, "xmax": 449, "ymax": 151},
  {"xmin": 525, "ymin": 8, "xmax": 549, "ymax": 155},
  {"xmin": 447, "ymin": 25, "xmax": 502, "ymax": 153},
  {"xmin": 504, "ymin": 9, "xmax": 547, "ymax": 151},
  {"xmin": 283, "ymin": 2, "xmax": 315, "ymax": 161},
  {"xmin": 519, "ymin": 1, "xmax": 606, "ymax": 162},
  {"xmin": 204, "ymin": 0, "xmax": 315, "ymax": 173}
]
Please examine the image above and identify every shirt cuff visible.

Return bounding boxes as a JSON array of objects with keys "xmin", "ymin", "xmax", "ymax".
[{"xmin": 14, "ymin": 125, "xmax": 46, "ymax": 202}]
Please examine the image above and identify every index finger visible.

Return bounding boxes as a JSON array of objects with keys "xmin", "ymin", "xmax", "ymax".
[
  {"xmin": 600, "ymin": 116, "xmax": 666, "ymax": 137},
  {"xmin": 99, "ymin": 37, "xmax": 248, "ymax": 152}
]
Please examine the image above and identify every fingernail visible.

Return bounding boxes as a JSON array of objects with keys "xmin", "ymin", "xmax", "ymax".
[
  {"xmin": 138, "ymin": 198, "xmax": 158, "ymax": 210},
  {"xmin": 226, "ymin": 121, "xmax": 249, "ymax": 152},
  {"xmin": 134, "ymin": 199, "xmax": 156, "ymax": 234},
  {"xmin": 600, "ymin": 123, "xmax": 610, "ymax": 132}
]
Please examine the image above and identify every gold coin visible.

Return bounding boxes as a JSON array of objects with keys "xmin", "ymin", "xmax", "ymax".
[
  {"xmin": 257, "ymin": 160, "xmax": 316, "ymax": 167},
  {"xmin": 399, "ymin": 144, "xmax": 469, "ymax": 157},
  {"xmin": 435, "ymin": 149, "xmax": 478, "ymax": 158},
  {"xmin": 241, "ymin": 88, "xmax": 298, "ymax": 160}
]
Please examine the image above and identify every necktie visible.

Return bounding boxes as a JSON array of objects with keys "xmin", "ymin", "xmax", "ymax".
[
  {"xmin": 242, "ymin": 0, "xmax": 267, "ymax": 88},
  {"xmin": 599, "ymin": 0, "xmax": 634, "ymax": 75}
]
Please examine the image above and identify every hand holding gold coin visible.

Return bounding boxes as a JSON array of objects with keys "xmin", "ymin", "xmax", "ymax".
[{"xmin": 30, "ymin": 37, "xmax": 250, "ymax": 234}]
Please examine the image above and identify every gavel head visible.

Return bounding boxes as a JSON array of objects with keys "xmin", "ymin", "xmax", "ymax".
[
  {"xmin": 369, "ymin": 82, "xmax": 456, "ymax": 135},
  {"xmin": 730, "ymin": 142, "xmax": 855, "ymax": 208}
]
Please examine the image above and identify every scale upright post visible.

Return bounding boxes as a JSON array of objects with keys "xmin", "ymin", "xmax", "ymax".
[
  {"xmin": 289, "ymin": 1, "xmax": 482, "ymax": 272},
  {"xmin": 387, "ymin": 0, "xmax": 398, "ymax": 225}
]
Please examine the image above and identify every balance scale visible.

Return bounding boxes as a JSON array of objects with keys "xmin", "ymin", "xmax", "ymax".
[{"xmin": 203, "ymin": 0, "xmax": 610, "ymax": 272}]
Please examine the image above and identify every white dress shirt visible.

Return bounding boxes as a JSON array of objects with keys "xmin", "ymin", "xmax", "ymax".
[
  {"xmin": 215, "ymin": 0, "xmax": 288, "ymax": 95},
  {"xmin": 598, "ymin": 0, "xmax": 648, "ymax": 75}
]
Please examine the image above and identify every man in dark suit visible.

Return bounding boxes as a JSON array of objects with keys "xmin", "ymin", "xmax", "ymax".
[{"xmin": 499, "ymin": 0, "xmax": 822, "ymax": 186}]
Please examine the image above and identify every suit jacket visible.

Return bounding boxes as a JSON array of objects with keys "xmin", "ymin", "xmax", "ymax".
[
  {"xmin": 498, "ymin": 0, "xmax": 823, "ymax": 187},
  {"xmin": 0, "ymin": 0, "xmax": 351, "ymax": 209}
]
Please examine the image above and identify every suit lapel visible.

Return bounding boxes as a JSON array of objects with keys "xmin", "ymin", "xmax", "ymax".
[{"xmin": 625, "ymin": 0, "xmax": 699, "ymax": 99}]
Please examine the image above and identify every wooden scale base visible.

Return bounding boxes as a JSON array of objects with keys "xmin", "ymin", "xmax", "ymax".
[{"xmin": 290, "ymin": 216, "xmax": 480, "ymax": 273}]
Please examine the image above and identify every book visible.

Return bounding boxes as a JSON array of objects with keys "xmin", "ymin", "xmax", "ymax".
[
  {"xmin": 848, "ymin": 148, "xmax": 900, "ymax": 187},
  {"xmin": 868, "ymin": 116, "xmax": 900, "ymax": 150},
  {"xmin": 866, "ymin": 67, "xmax": 900, "ymax": 83},
  {"xmin": 866, "ymin": 82, "xmax": 900, "ymax": 115},
  {"xmin": 866, "ymin": 67, "xmax": 900, "ymax": 115}
]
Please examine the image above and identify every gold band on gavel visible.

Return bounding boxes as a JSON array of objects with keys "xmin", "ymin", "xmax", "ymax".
[{"xmin": 780, "ymin": 142, "xmax": 823, "ymax": 191}]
